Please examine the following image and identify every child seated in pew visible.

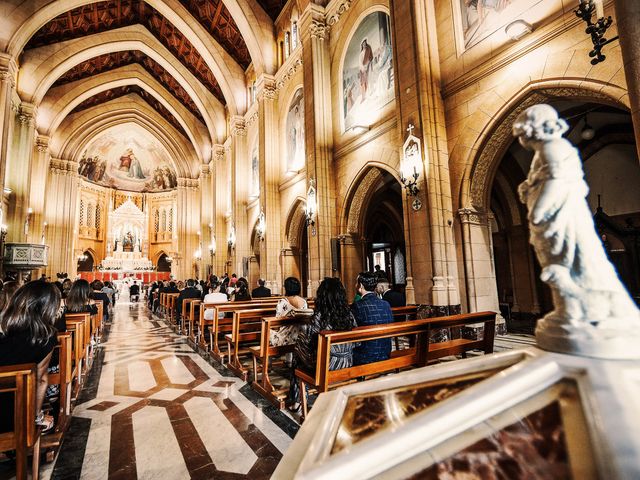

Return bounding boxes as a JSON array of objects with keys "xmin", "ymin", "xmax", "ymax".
[
  {"xmin": 287, "ymin": 277, "xmax": 356, "ymax": 412},
  {"xmin": 0, "ymin": 281, "xmax": 61, "ymax": 433}
]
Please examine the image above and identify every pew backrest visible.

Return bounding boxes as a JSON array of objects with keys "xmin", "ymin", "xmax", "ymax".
[{"xmin": 0, "ymin": 363, "xmax": 38, "ymax": 450}]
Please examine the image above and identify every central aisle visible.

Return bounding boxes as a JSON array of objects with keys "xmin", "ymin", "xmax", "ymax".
[{"xmin": 51, "ymin": 299, "xmax": 293, "ymax": 479}]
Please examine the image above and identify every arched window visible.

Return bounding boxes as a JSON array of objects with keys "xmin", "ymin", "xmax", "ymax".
[
  {"xmin": 161, "ymin": 209, "xmax": 167, "ymax": 232},
  {"xmin": 284, "ymin": 31, "xmax": 291, "ymax": 59},
  {"xmin": 87, "ymin": 203, "xmax": 94, "ymax": 229}
]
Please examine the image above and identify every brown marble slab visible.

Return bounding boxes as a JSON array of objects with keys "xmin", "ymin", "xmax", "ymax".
[{"xmin": 331, "ymin": 368, "xmax": 504, "ymax": 454}]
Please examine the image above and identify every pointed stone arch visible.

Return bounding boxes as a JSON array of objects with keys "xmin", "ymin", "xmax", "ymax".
[{"xmin": 284, "ymin": 197, "xmax": 307, "ymax": 250}]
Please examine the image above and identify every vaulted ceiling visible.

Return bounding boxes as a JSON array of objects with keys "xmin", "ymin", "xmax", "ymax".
[
  {"xmin": 255, "ymin": 0, "xmax": 287, "ymax": 22},
  {"xmin": 70, "ymin": 85, "xmax": 189, "ymax": 138},
  {"xmin": 25, "ymin": 0, "xmax": 246, "ymax": 104},
  {"xmin": 54, "ymin": 50, "xmax": 207, "ymax": 123}
]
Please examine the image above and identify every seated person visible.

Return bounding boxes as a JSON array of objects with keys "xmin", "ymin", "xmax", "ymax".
[
  {"xmin": 231, "ymin": 277, "xmax": 251, "ymax": 302},
  {"xmin": 251, "ymin": 278, "xmax": 271, "ymax": 298},
  {"xmin": 376, "ymin": 280, "xmax": 406, "ymax": 308},
  {"xmin": 351, "ymin": 272, "xmax": 393, "ymax": 365},
  {"xmin": 176, "ymin": 279, "xmax": 201, "ymax": 321},
  {"xmin": 0, "ymin": 281, "xmax": 61, "ymax": 434},
  {"xmin": 203, "ymin": 281, "xmax": 228, "ymax": 321},
  {"xmin": 289, "ymin": 277, "xmax": 355, "ymax": 410},
  {"xmin": 129, "ymin": 281, "xmax": 140, "ymax": 302},
  {"xmin": 272, "ymin": 277, "xmax": 308, "ymax": 348},
  {"xmin": 57, "ymin": 279, "xmax": 98, "ymax": 331},
  {"xmin": 90, "ymin": 280, "xmax": 111, "ymax": 322}
]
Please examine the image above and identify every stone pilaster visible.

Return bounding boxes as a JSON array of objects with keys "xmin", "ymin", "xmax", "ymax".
[
  {"xmin": 0, "ymin": 54, "xmax": 17, "ymax": 203},
  {"xmin": 45, "ymin": 158, "xmax": 80, "ymax": 278},
  {"xmin": 229, "ymin": 116, "xmax": 248, "ymax": 277},
  {"xmin": 29, "ymin": 135, "xmax": 50, "ymax": 246},
  {"xmin": 338, "ymin": 233, "xmax": 364, "ymax": 301},
  {"xmin": 389, "ymin": 0, "xmax": 460, "ymax": 307},
  {"xmin": 458, "ymin": 208, "xmax": 505, "ymax": 333},
  {"xmin": 613, "ymin": 0, "xmax": 640, "ymax": 160},
  {"xmin": 213, "ymin": 144, "xmax": 227, "ymax": 275},
  {"xmin": 176, "ymin": 177, "xmax": 200, "ymax": 280},
  {"xmin": 6, "ymin": 102, "xmax": 37, "ymax": 243},
  {"xmin": 256, "ymin": 73, "xmax": 282, "ymax": 294},
  {"xmin": 299, "ymin": 5, "xmax": 336, "ymax": 296},
  {"xmin": 199, "ymin": 163, "xmax": 212, "ymax": 277}
]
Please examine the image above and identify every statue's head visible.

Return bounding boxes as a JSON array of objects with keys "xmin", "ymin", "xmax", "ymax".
[{"xmin": 513, "ymin": 104, "xmax": 569, "ymax": 149}]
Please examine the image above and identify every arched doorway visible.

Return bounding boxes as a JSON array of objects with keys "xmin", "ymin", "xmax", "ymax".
[
  {"xmin": 249, "ymin": 222, "xmax": 262, "ymax": 289},
  {"xmin": 77, "ymin": 250, "xmax": 94, "ymax": 272},
  {"xmin": 284, "ymin": 199, "xmax": 309, "ymax": 297},
  {"xmin": 341, "ymin": 167, "xmax": 406, "ymax": 299},
  {"xmin": 481, "ymin": 95, "xmax": 639, "ymax": 333},
  {"xmin": 362, "ymin": 172, "xmax": 406, "ymax": 288},
  {"xmin": 156, "ymin": 253, "xmax": 171, "ymax": 272}
]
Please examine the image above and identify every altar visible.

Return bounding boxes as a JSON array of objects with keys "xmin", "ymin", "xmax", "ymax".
[{"xmin": 101, "ymin": 251, "xmax": 153, "ymax": 271}]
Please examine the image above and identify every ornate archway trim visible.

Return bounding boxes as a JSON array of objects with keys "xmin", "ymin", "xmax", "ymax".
[{"xmin": 285, "ymin": 197, "xmax": 307, "ymax": 250}]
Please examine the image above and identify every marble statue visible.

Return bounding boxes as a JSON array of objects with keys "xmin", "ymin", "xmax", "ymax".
[{"xmin": 513, "ymin": 104, "xmax": 640, "ymax": 359}]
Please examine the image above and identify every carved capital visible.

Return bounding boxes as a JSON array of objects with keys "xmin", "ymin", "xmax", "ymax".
[
  {"xmin": 35, "ymin": 135, "xmax": 49, "ymax": 153},
  {"xmin": 214, "ymin": 145, "xmax": 225, "ymax": 163},
  {"xmin": 309, "ymin": 20, "xmax": 330, "ymax": 41},
  {"xmin": 458, "ymin": 207, "xmax": 487, "ymax": 225},
  {"xmin": 229, "ymin": 116, "xmax": 246, "ymax": 137},
  {"xmin": 256, "ymin": 74, "xmax": 277, "ymax": 101}
]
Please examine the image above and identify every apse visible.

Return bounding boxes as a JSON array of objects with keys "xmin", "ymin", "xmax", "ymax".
[{"xmin": 78, "ymin": 123, "xmax": 178, "ymax": 192}]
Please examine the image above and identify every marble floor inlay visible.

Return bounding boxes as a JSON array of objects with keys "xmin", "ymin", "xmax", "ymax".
[{"xmin": 50, "ymin": 299, "xmax": 294, "ymax": 479}]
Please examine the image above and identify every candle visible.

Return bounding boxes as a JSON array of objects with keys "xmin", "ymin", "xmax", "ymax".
[{"xmin": 595, "ymin": 0, "xmax": 604, "ymax": 19}]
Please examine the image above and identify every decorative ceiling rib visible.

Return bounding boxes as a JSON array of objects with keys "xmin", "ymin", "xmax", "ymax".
[
  {"xmin": 55, "ymin": 50, "xmax": 205, "ymax": 124},
  {"xmin": 70, "ymin": 85, "xmax": 189, "ymax": 138},
  {"xmin": 255, "ymin": 0, "xmax": 287, "ymax": 22},
  {"xmin": 25, "ymin": 0, "xmax": 229, "ymax": 103}
]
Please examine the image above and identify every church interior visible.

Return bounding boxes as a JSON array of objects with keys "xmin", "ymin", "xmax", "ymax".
[{"xmin": 0, "ymin": 0, "xmax": 639, "ymax": 478}]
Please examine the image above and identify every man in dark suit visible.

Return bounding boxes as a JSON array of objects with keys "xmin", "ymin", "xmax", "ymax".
[
  {"xmin": 176, "ymin": 279, "xmax": 200, "ymax": 322},
  {"xmin": 377, "ymin": 280, "xmax": 406, "ymax": 309},
  {"xmin": 129, "ymin": 281, "xmax": 140, "ymax": 302},
  {"xmin": 251, "ymin": 278, "xmax": 271, "ymax": 298},
  {"xmin": 351, "ymin": 272, "xmax": 393, "ymax": 365}
]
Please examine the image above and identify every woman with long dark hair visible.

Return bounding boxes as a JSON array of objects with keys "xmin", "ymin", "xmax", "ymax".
[
  {"xmin": 0, "ymin": 281, "xmax": 61, "ymax": 432},
  {"xmin": 56, "ymin": 279, "xmax": 98, "ymax": 332},
  {"xmin": 288, "ymin": 277, "xmax": 356, "ymax": 410},
  {"xmin": 232, "ymin": 277, "xmax": 252, "ymax": 302}
]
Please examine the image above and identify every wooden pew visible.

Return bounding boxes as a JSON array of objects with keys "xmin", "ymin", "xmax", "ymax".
[
  {"xmin": 0, "ymin": 364, "xmax": 41, "ymax": 480},
  {"xmin": 187, "ymin": 300, "xmax": 202, "ymax": 343},
  {"xmin": 178, "ymin": 298, "xmax": 199, "ymax": 335},
  {"xmin": 251, "ymin": 315, "xmax": 306, "ymax": 409},
  {"xmin": 296, "ymin": 311, "xmax": 496, "ymax": 418},
  {"xmin": 48, "ymin": 333, "xmax": 73, "ymax": 428},
  {"xmin": 250, "ymin": 305, "xmax": 418, "ymax": 409},
  {"xmin": 225, "ymin": 307, "xmax": 278, "ymax": 380},
  {"xmin": 64, "ymin": 314, "xmax": 90, "ymax": 389},
  {"xmin": 166, "ymin": 293, "xmax": 180, "ymax": 324},
  {"xmin": 204, "ymin": 300, "xmax": 281, "ymax": 358}
]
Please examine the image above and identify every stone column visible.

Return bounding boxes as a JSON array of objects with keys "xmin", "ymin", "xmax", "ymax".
[
  {"xmin": 280, "ymin": 248, "xmax": 299, "ymax": 281},
  {"xmin": 256, "ymin": 74, "xmax": 282, "ymax": 294},
  {"xmin": 213, "ymin": 144, "xmax": 227, "ymax": 275},
  {"xmin": 300, "ymin": 5, "xmax": 336, "ymax": 296},
  {"xmin": 613, "ymin": 0, "xmax": 640, "ymax": 159},
  {"xmin": 0, "ymin": 55, "xmax": 17, "ymax": 200},
  {"xmin": 229, "ymin": 116, "xmax": 249, "ymax": 277},
  {"xmin": 6, "ymin": 103, "xmax": 37, "ymax": 243},
  {"xmin": 30, "ymin": 135, "xmax": 50, "ymax": 245},
  {"xmin": 458, "ymin": 208, "xmax": 505, "ymax": 333},
  {"xmin": 338, "ymin": 233, "xmax": 364, "ymax": 301},
  {"xmin": 199, "ymin": 163, "xmax": 212, "ymax": 278},
  {"xmin": 176, "ymin": 178, "xmax": 200, "ymax": 280},
  {"xmin": 389, "ymin": 0, "xmax": 460, "ymax": 309},
  {"xmin": 45, "ymin": 158, "xmax": 80, "ymax": 278}
]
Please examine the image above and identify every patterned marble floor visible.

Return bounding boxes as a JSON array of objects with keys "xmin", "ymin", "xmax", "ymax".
[{"xmin": 49, "ymin": 299, "xmax": 296, "ymax": 480}]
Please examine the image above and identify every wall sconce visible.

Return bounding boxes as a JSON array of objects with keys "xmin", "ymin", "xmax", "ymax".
[
  {"xmin": 581, "ymin": 114, "xmax": 596, "ymax": 140},
  {"xmin": 77, "ymin": 253, "xmax": 88, "ymax": 262},
  {"xmin": 575, "ymin": 0, "xmax": 618, "ymax": 65},
  {"xmin": 166, "ymin": 255, "xmax": 173, "ymax": 264},
  {"xmin": 505, "ymin": 19, "xmax": 533, "ymax": 41},
  {"xmin": 305, "ymin": 179, "xmax": 317, "ymax": 235},
  {"xmin": 257, "ymin": 211, "xmax": 266, "ymax": 241},
  {"xmin": 228, "ymin": 224, "xmax": 236, "ymax": 248},
  {"xmin": 209, "ymin": 239, "xmax": 216, "ymax": 256},
  {"xmin": 401, "ymin": 124, "xmax": 423, "ymax": 210},
  {"xmin": 194, "ymin": 248, "xmax": 202, "ymax": 261}
]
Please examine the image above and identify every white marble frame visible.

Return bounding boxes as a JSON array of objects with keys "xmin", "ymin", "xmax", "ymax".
[{"xmin": 274, "ymin": 348, "xmax": 640, "ymax": 479}]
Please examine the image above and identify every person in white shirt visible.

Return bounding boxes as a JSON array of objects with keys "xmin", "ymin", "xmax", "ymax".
[{"xmin": 203, "ymin": 281, "xmax": 228, "ymax": 321}]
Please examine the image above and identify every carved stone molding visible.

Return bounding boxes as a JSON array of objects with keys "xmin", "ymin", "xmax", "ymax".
[
  {"xmin": 177, "ymin": 177, "xmax": 199, "ymax": 190},
  {"xmin": 326, "ymin": 0, "xmax": 352, "ymax": 26},
  {"xmin": 458, "ymin": 207, "xmax": 487, "ymax": 226},
  {"xmin": 35, "ymin": 136, "xmax": 49, "ymax": 153},
  {"xmin": 347, "ymin": 169, "xmax": 383, "ymax": 234},
  {"xmin": 200, "ymin": 164, "xmax": 210, "ymax": 177},
  {"xmin": 0, "ymin": 69, "xmax": 15, "ymax": 88},
  {"xmin": 246, "ymin": 110, "xmax": 259, "ymax": 127},
  {"xmin": 214, "ymin": 145, "xmax": 225, "ymax": 163},
  {"xmin": 286, "ymin": 201, "xmax": 307, "ymax": 249},
  {"xmin": 50, "ymin": 158, "xmax": 79, "ymax": 176},
  {"xmin": 276, "ymin": 56, "xmax": 303, "ymax": 91},
  {"xmin": 468, "ymin": 87, "xmax": 620, "ymax": 210}
]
